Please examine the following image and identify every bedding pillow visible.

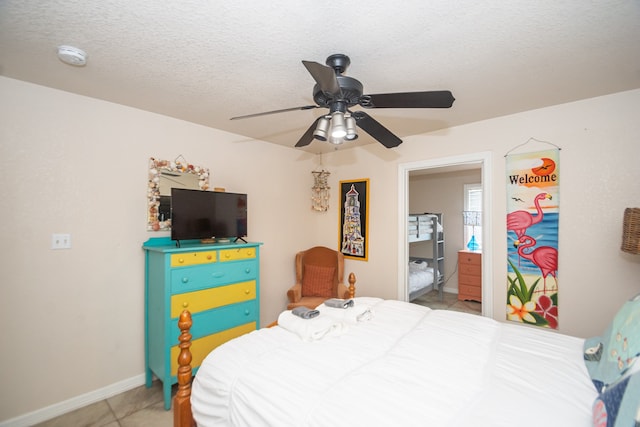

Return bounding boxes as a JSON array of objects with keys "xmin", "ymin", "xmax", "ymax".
[
  {"xmin": 409, "ymin": 259, "xmax": 428, "ymax": 272},
  {"xmin": 584, "ymin": 293, "xmax": 640, "ymax": 392},
  {"xmin": 592, "ymin": 363, "xmax": 640, "ymax": 427},
  {"xmin": 301, "ymin": 265, "xmax": 335, "ymax": 298}
]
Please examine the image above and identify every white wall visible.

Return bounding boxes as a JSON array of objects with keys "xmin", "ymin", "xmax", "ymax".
[
  {"xmin": 0, "ymin": 76, "xmax": 323, "ymax": 423},
  {"xmin": 1, "ymin": 76, "xmax": 639, "ymax": 424}
]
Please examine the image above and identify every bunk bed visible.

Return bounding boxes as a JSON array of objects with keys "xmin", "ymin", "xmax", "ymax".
[{"xmin": 408, "ymin": 213, "xmax": 444, "ymax": 301}]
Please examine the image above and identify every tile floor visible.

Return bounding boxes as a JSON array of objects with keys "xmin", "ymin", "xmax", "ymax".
[
  {"xmin": 35, "ymin": 291, "xmax": 479, "ymax": 427},
  {"xmin": 33, "ymin": 380, "xmax": 174, "ymax": 427},
  {"xmin": 412, "ymin": 289, "xmax": 482, "ymax": 315}
]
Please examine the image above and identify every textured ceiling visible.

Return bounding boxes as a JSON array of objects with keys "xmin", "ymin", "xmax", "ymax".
[{"xmin": 1, "ymin": 1, "xmax": 639, "ymax": 153}]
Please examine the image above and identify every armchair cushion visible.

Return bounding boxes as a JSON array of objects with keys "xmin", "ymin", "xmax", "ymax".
[{"xmin": 301, "ymin": 265, "xmax": 335, "ymax": 298}]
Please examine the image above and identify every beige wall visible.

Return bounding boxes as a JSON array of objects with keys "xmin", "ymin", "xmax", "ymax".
[
  {"xmin": 0, "ymin": 77, "xmax": 324, "ymax": 423},
  {"xmin": 1, "ymin": 76, "xmax": 639, "ymax": 423}
]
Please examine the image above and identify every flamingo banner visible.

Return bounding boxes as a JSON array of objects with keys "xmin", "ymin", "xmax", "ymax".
[{"xmin": 506, "ymin": 149, "xmax": 560, "ymax": 329}]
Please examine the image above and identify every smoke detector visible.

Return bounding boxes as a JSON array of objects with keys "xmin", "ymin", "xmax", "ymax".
[{"xmin": 57, "ymin": 45, "xmax": 87, "ymax": 66}]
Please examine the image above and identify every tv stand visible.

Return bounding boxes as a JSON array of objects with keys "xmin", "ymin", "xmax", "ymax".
[{"xmin": 234, "ymin": 237, "xmax": 248, "ymax": 243}]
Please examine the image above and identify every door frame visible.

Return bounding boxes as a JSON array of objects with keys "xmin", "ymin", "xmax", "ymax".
[{"xmin": 397, "ymin": 151, "xmax": 493, "ymax": 317}]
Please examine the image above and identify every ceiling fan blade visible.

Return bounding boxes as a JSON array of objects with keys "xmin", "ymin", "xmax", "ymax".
[
  {"xmin": 295, "ymin": 118, "xmax": 321, "ymax": 147},
  {"xmin": 302, "ymin": 60, "xmax": 342, "ymax": 97},
  {"xmin": 351, "ymin": 111, "xmax": 403, "ymax": 148},
  {"xmin": 231, "ymin": 105, "xmax": 319, "ymax": 120},
  {"xmin": 360, "ymin": 90, "xmax": 455, "ymax": 109}
]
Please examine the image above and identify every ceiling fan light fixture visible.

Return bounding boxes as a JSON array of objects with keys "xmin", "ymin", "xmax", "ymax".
[
  {"xmin": 330, "ymin": 112, "xmax": 347, "ymax": 138},
  {"xmin": 233, "ymin": 54, "xmax": 454, "ymax": 149},
  {"xmin": 329, "ymin": 136, "xmax": 344, "ymax": 145},
  {"xmin": 313, "ymin": 117, "xmax": 330, "ymax": 141},
  {"xmin": 345, "ymin": 116, "xmax": 358, "ymax": 140}
]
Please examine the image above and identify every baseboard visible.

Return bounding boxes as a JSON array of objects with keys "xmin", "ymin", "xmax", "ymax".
[{"xmin": 0, "ymin": 374, "xmax": 146, "ymax": 427}]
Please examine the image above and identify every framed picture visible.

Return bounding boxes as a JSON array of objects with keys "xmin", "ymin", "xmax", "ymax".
[{"xmin": 338, "ymin": 178, "xmax": 369, "ymax": 261}]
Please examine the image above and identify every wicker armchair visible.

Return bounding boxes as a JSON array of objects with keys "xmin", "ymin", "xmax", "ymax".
[{"xmin": 286, "ymin": 246, "xmax": 350, "ymax": 310}]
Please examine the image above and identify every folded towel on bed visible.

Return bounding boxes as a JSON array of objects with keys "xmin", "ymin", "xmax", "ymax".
[
  {"xmin": 323, "ymin": 298, "xmax": 354, "ymax": 309},
  {"xmin": 291, "ymin": 306, "xmax": 320, "ymax": 319},
  {"xmin": 316, "ymin": 301, "xmax": 374, "ymax": 324},
  {"xmin": 277, "ymin": 310, "xmax": 345, "ymax": 341}
]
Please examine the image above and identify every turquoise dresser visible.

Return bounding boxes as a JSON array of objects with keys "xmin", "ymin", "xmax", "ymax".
[{"xmin": 143, "ymin": 237, "xmax": 262, "ymax": 409}]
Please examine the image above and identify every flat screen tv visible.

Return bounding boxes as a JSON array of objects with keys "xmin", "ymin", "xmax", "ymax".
[{"xmin": 170, "ymin": 188, "xmax": 247, "ymax": 243}]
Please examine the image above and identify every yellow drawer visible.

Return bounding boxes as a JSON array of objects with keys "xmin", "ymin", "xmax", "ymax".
[
  {"xmin": 171, "ymin": 281, "xmax": 256, "ymax": 317},
  {"xmin": 170, "ymin": 322, "xmax": 255, "ymax": 374},
  {"xmin": 171, "ymin": 251, "xmax": 217, "ymax": 267},
  {"xmin": 219, "ymin": 247, "xmax": 256, "ymax": 262}
]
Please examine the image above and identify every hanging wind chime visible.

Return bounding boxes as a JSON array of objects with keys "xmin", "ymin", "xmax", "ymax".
[{"xmin": 311, "ymin": 168, "xmax": 331, "ymax": 212}]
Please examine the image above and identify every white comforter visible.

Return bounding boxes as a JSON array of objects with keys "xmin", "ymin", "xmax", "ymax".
[
  {"xmin": 191, "ymin": 298, "xmax": 597, "ymax": 427},
  {"xmin": 408, "ymin": 267, "xmax": 434, "ymax": 293}
]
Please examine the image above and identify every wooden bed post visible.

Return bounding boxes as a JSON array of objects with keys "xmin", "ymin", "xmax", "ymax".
[
  {"xmin": 174, "ymin": 310, "xmax": 195, "ymax": 427},
  {"xmin": 348, "ymin": 272, "xmax": 356, "ymax": 299}
]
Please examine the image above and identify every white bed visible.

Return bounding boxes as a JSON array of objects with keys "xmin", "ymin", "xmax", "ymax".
[
  {"xmin": 190, "ymin": 297, "xmax": 599, "ymax": 427},
  {"xmin": 408, "ymin": 213, "xmax": 442, "ymax": 242},
  {"xmin": 408, "ymin": 257, "xmax": 435, "ymax": 298}
]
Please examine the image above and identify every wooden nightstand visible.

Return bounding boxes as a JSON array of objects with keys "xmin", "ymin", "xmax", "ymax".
[{"xmin": 458, "ymin": 250, "xmax": 481, "ymax": 302}]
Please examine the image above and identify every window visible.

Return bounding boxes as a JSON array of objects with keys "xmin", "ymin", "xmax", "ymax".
[{"xmin": 463, "ymin": 183, "xmax": 482, "ymax": 250}]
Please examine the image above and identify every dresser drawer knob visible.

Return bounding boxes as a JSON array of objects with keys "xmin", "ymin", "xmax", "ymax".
[
  {"xmin": 181, "ymin": 277, "xmax": 189, "ymax": 283},
  {"xmin": 207, "ymin": 254, "xmax": 212, "ymax": 260},
  {"xmin": 244, "ymin": 289, "xmax": 250, "ymax": 295},
  {"xmin": 182, "ymin": 302, "xmax": 189, "ymax": 308},
  {"xmin": 178, "ymin": 258, "xmax": 185, "ymax": 264},
  {"xmin": 244, "ymin": 309, "xmax": 250, "ymax": 315},
  {"xmin": 224, "ymin": 253, "xmax": 231, "ymax": 259},
  {"xmin": 245, "ymin": 268, "xmax": 251, "ymax": 274}
]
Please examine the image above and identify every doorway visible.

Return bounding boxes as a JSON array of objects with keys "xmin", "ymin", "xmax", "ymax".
[{"xmin": 397, "ymin": 152, "xmax": 493, "ymax": 318}]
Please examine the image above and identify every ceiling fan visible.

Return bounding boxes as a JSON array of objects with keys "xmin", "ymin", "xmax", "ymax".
[{"xmin": 231, "ymin": 54, "xmax": 455, "ymax": 148}]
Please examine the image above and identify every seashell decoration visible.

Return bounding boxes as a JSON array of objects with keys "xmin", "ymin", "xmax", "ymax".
[
  {"xmin": 311, "ymin": 169, "xmax": 331, "ymax": 212},
  {"xmin": 147, "ymin": 157, "xmax": 210, "ymax": 231}
]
